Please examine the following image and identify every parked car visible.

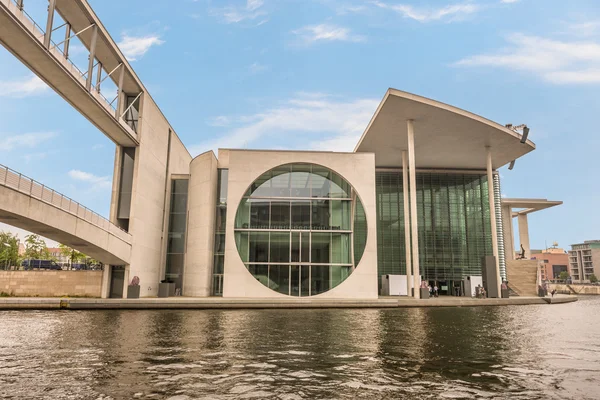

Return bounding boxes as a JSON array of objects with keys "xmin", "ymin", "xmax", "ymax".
[{"xmin": 21, "ymin": 259, "xmax": 62, "ymax": 270}]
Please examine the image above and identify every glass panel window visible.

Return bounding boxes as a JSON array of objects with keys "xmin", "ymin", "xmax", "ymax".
[
  {"xmin": 311, "ymin": 232, "xmax": 331, "ymax": 264},
  {"xmin": 311, "ymin": 200, "xmax": 330, "ymax": 230},
  {"xmin": 301, "ymin": 265, "xmax": 310, "ymax": 296},
  {"xmin": 235, "ymin": 232, "xmax": 249, "ymax": 263},
  {"xmin": 301, "ymin": 232, "xmax": 310, "ymax": 263},
  {"xmin": 311, "ymin": 266, "xmax": 329, "ymax": 295},
  {"xmin": 250, "ymin": 199, "xmax": 270, "ymax": 229},
  {"xmin": 290, "ymin": 265, "xmax": 300, "ymax": 296},
  {"xmin": 249, "ymin": 232, "xmax": 269, "ymax": 262},
  {"xmin": 291, "ymin": 164, "xmax": 311, "ymax": 197},
  {"xmin": 291, "ymin": 200, "xmax": 311, "ymax": 229},
  {"xmin": 236, "ymin": 199, "xmax": 250, "ymax": 229},
  {"xmin": 269, "ymin": 265, "xmax": 290, "ymax": 295},
  {"xmin": 234, "ymin": 163, "xmax": 367, "ymax": 296},
  {"xmin": 291, "ymin": 232, "xmax": 300, "ymax": 263},
  {"xmin": 270, "ymin": 232, "xmax": 290, "ymax": 263},
  {"xmin": 330, "ymin": 200, "xmax": 350, "ymax": 231},
  {"xmin": 270, "ymin": 201, "xmax": 290, "ymax": 229},
  {"xmin": 331, "ymin": 233, "xmax": 350, "ymax": 264}
]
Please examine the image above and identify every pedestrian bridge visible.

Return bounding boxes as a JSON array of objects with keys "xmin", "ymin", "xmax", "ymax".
[
  {"xmin": 0, "ymin": 165, "xmax": 131, "ymax": 265},
  {"xmin": 0, "ymin": 0, "xmax": 141, "ymax": 147}
]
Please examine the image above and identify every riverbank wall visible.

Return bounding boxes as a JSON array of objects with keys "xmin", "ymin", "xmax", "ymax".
[
  {"xmin": 0, "ymin": 295, "xmax": 577, "ymax": 310},
  {"xmin": 549, "ymin": 284, "xmax": 600, "ymax": 295},
  {"xmin": 0, "ymin": 270, "xmax": 102, "ymax": 297}
]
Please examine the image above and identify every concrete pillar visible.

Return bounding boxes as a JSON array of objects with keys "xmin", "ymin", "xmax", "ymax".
[
  {"xmin": 407, "ymin": 120, "xmax": 421, "ymax": 298},
  {"xmin": 100, "ymin": 265, "xmax": 110, "ymax": 298},
  {"xmin": 502, "ymin": 205, "xmax": 514, "ymax": 261},
  {"xmin": 402, "ymin": 150, "xmax": 412, "ymax": 297},
  {"xmin": 486, "ymin": 147, "xmax": 502, "ymax": 295},
  {"xmin": 86, "ymin": 25, "xmax": 98, "ymax": 91},
  {"xmin": 43, "ymin": 0, "xmax": 56, "ymax": 49},
  {"xmin": 517, "ymin": 213, "xmax": 530, "ymax": 259},
  {"xmin": 183, "ymin": 152, "xmax": 218, "ymax": 296}
]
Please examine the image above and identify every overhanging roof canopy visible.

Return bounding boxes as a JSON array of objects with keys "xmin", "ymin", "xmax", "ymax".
[
  {"xmin": 502, "ymin": 198, "xmax": 563, "ymax": 216},
  {"xmin": 354, "ymin": 88, "xmax": 536, "ymax": 170}
]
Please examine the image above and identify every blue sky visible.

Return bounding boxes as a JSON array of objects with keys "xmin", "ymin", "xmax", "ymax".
[{"xmin": 0, "ymin": 0, "xmax": 599, "ymax": 250}]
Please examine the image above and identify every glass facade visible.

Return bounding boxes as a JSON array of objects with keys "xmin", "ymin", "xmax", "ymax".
[
  {"xmin": 375, "ymin": 171, "xmax": 493, "ymax": 285},
  {"xmin": 212, "ymin": 169, "xmax": 228, "ymax": 296},
  {"xmin": 234, "ymin": 163, "xmax": 367, "ymax": 296},
  {"xmin": 165, "ymin": 179, "xmax": 188, "ymax": 291}
]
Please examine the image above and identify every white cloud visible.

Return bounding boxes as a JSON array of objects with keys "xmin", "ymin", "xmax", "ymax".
[
  {"xmin": 501, "ymin": 0, "xmax": 520, "ymax": 3},
  {"xmin": 248, "ymin": 62, "xmax": 268, "ymax": 74},
  {"xmin": 190, "ymin": 93, "xmax": 378, "ymax": 155},
  {"xmin": 207, "ymin": 116, "xmax": 232, "ymax": 127},
  {"xmin": 68, "ymin": 170, "xmax": 112, "ymax": 192},
  {"xmin": 0, "ymin": 132, "xmax": 56, "ymax": 151},
  {"xmin": 373, "ymin": 2, "xmax": 479, "ymax": 22},
  {"xmin": 0, "ymin": 75, "xmax": 48, "ymax": 98},
  {"xmin": 566, "ymin": 20, "xmax": 600, "ymax": 37},
  {"xmin": 454, "ymin": 33, "xmax": 600, "ymax": 84},
  {"xmin": 211, "ymin": 0, "xmax": 267, "ymax": 24},
  {"xmin": 118, "ymin": 35, "xmax": 165, "ymax": 61},
  {"xmin": 292, "ymin": 24, "xmax": 366, "ymax": 44}
]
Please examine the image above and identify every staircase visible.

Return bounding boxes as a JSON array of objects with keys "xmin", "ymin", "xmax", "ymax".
[{"xmin": 505, "ymin": 260, "xmax": 538, "ymax": 297}]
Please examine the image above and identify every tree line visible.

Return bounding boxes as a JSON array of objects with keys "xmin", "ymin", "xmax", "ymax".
[{"xmin": 0, "ymin": 231, "xmax": 99, "ymax": 270}]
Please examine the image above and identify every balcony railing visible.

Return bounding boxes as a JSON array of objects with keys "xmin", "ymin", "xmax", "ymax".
[{"xmin": 0, "ymin": 164, "xmax": 127, "ymax": 234}]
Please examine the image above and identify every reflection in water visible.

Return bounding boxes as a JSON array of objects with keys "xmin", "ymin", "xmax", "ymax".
[{"xmin": 0, "ymin": 298, "xmax": 599, "ymax": 399}]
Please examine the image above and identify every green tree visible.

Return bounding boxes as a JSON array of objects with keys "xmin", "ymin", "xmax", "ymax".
[
  {"xmin": 590, "ymin": 274, "xmax": 598, "ymax": 284},
  {"xmin": 24, "ymin": 234, "xmax": 50, "ymax": 260},
  {"xmin": 558, "ymin": 271, "xmax": 569, "ymax": 282},
  {"xmin": 0, "ymin": 231, "xmax": 20, "ymax": 270},
  {"xmin": 58, "ymin": 243, "xmax": 86, "ymax": 269}
]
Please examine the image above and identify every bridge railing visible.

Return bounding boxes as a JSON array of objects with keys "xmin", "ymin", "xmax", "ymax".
[{"xmin": 0, "ymin": 164, "xmax": 126, "ymax": 235}]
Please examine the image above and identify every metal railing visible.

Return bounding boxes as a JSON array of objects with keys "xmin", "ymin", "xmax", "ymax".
[
  {"xmin": 4, "ymin": 0, "xmax": 118, "ymax": 114},
  {"xmin": 0, "ymin": 164, "xmax": 127, "ymax": 234}
]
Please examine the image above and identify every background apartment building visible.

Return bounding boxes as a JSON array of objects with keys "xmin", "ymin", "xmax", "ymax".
[{"xmin": 569, "ymin": 240, "xmax": 600, "ymax": 282}]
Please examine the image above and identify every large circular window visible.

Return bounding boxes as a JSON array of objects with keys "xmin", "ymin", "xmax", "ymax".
[{"xmin": 234, "ymin": 163, "xmax": 367, "ymax": 296}]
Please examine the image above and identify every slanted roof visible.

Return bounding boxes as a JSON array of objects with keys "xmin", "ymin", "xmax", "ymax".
[{"xmin": 354, "ymin": 88, "xmax": 535, "ymax": 170}]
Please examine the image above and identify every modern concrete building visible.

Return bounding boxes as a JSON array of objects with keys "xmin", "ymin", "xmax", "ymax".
[
  {"xmin": 569, "ymin": 241, "xmax": 600, "ymax": 283},
  {"xmin": 0, "ymin": 0, "xmax": 562, "ymax": 299}
]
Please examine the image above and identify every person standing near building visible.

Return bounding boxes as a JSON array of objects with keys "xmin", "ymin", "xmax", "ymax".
[{"xmin": 433, "ymin": 285, "xmax": 439, "ymax": 297}]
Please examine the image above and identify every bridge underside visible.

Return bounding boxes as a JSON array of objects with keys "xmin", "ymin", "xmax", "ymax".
[{"xmin": 0, "ymin": 185, "xmax": 131, "ymax": 265}]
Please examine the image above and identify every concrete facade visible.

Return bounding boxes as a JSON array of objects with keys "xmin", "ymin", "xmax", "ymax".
[
  {"xmin": 220, "ymin": 149, "xmax": 379, "ymax": 299},
  {"xmin": 184, "ymin": 151, "xmax": 218, "ymax": 297},
  {"xmin": 0, "ymin": 270, "xmax": 102, "ymax": 297},
  {"xmin": 0, "ymin": 1, "xmax": 562, "ymax": 301}
]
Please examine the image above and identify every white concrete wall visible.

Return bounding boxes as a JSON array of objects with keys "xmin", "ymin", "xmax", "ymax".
[
  {"xmin": 125, "ymin": 96, "xmax": 191, "ymax": 296},
  {"xmin": 222, "ymin": 150, "xmax": 378, "ymax": 299},
  {"xmin": 183, "ymin": 151, "xmax": 218, "ymax": 296}
]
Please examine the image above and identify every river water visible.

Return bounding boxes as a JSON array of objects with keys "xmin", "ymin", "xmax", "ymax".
[{"xmin": 0, "ymin": 297, "xmax": 599, "ymax": 400}]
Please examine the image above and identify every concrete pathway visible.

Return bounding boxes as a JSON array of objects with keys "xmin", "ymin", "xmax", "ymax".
[{"xmin": 0, "ymin": 295, "xmax": 577, "ymax": 310}]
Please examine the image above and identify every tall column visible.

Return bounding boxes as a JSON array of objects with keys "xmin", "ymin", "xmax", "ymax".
[
  {"xmin": 402, "ymin": 151, "xmax": 412, "ymax": 297},
  {"xmin": 86, "ymin": 25, "xmax": 98, "ymax": 91},
  {"xmin": 407, "ymin": 120, "xmax": 421, "ymax": 298},
  {"xmin": 486, "ymin": 147, "xmax": 502, "ymax": 295},
  {"xmin": 501, "ymin": 205, "xmax": 514, "ymax": 261},
  {"xmin": 43, "ymin": 0, "xmax": 56, "ymax": 49},
  {"xmin": 517, "ymin": 214, "xmax": 530, "ymax": 259}
]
